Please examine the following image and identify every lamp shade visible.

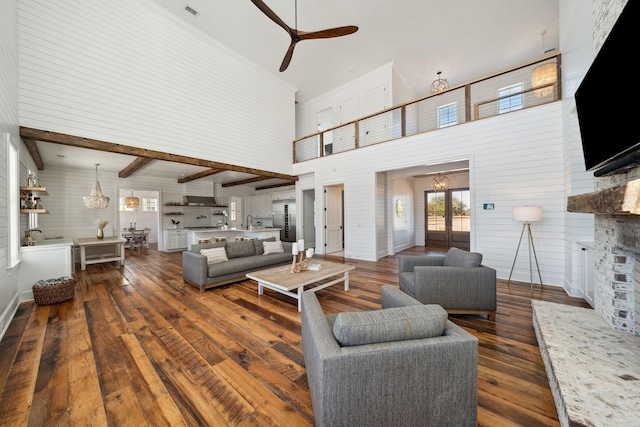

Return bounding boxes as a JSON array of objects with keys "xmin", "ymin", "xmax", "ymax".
[{"xmin": 512, "ymin": 206, "xmax": 542, "ymax": 222}]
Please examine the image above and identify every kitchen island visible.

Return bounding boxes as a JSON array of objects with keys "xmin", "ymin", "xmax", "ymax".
[{"xmin": 184, "ymin": 227, "xmax": 281, "ymax": 250}]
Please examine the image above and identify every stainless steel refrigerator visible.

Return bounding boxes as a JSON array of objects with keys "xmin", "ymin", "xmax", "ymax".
[{"xmin": 272, "ymin": 200, "xmax": 296, "ymax": 242}]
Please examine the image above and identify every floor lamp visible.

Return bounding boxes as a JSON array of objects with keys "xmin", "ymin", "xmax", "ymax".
[{"xmin": 508, "ymin": 206, "xmax": 543, "ymax": 292}]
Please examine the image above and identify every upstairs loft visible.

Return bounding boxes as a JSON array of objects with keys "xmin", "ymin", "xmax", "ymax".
[{"xmin": 293, "ymin": 54, "xmax": 561, "ymax": 163}]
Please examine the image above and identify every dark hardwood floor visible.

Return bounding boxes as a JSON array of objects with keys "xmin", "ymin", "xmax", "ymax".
[{"xmin": 0, "ymin": 245, "xmax": 590, "ymax": 426}]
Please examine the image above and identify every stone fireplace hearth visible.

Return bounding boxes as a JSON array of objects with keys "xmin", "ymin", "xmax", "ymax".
[{"xmin": 532, "ymin": 177, "xmax": 640, "ymax": 426}]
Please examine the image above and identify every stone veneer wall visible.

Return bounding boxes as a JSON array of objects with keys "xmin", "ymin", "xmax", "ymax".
[
  {"xmin": 590, "ymin": 0, "xmax": 638, "ymax": 335},
  {"xmin": 593, "ymin": 216, "xmax": 637, "ymax": 334}
]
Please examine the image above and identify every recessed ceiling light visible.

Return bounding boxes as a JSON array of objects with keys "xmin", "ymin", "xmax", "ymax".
[
  {"xmin": 56, "ymin": 154, "xmax": 66, "ymax": 158},
  {"xmin": 185, "ymin": 5, "xmax": 199, "ymax": 16}
]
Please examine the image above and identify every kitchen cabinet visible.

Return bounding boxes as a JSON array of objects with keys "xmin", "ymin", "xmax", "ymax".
[
  {"xmin": 248, "ymin": 195, "xmax": 272, "ymax": 218},
  {"xmin": 19, "ymin": 241, "xmax": 74, "ymax": 295},
  {"xmin": 164, "ymin": 229, "xmax": 189, "ymax": 252},
  {"xmin": 272, "ymin": 190, "xmax": 295, "ymax": 201}
]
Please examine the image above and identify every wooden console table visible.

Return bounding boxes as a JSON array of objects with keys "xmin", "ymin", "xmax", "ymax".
[{"xmin": 77, "ymin": 236, "xmax": 126, "ymax": 270}]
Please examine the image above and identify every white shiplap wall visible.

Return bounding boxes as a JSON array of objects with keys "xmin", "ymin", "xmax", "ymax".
[
  {"xmin": 0, "ymin": 0, "xmax": 21, "ymax": 340},
  {"xmin": 559, "ymin": 0, "xmax": 597, "ymax": 295},
  {"xmin": 295, "ymin": 62, "xmax": 393, "ymax": 139},
  {"xmin": 18, "ymin": 0, "xmax": 296, "ymax": 175},
  {"xmin": 294, "ymin": 101, "xmax": 569, "ymax": 287}
]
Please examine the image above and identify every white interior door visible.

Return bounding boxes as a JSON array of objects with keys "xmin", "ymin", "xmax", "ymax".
[
  {"xmin": 362, "ymin": 84, "xmax": 388, "ymax": 145},
  {"xmin": 324, "ymin": 185, "xmax": 343, "ymax": 254},
  {"xmin": 333, "ymin": 97, "xmax": 359, "ymax": 153}
]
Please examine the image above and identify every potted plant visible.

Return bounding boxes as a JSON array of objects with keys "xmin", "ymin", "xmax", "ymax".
[{"xmin": 171, "ymin": 219, "xmax": 180, "ymax": 229}]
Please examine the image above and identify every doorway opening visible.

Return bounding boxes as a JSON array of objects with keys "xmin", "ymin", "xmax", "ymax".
[
  {"xmin": 302, "ymin": 189, "xmax": 316, "ymax": 250},
  {"xmin": 425, "ymin": 188, "xmax": 470, "ymax": 249},
  {"xmin": 118, "ymin": 188, "xmax": 160, "ymax": 246},
  {"xmin": 324, "ymin": 184, "xmax": 344, "ymax": 255}
]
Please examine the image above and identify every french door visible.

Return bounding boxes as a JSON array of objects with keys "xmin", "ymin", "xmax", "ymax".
[{"xmin": 425, "ymin": 189, "xmax": 470, "ymax": 249}]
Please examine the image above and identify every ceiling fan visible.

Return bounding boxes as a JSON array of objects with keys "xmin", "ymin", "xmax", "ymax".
[{"xmin": 250, "ymin": 0, "xmax": 358, "ymax": 72}]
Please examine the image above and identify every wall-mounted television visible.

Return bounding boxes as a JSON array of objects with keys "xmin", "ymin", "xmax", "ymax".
[{"xmin": 575, "ymin": 0, "xmax": 640, "ymax": 177}]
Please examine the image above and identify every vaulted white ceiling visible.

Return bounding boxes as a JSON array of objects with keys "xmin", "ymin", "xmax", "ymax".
[
  {"xmin": 148, "ymin": 0, "xmax": 559, "ymax": 103},
  {"xmin": 31, "ymin": 0, "xmax": 560, "ymax": 185}
]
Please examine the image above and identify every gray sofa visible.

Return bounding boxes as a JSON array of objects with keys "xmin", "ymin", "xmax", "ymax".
[
  {"xmin": 182, "ymin": 237, "xmax": 293, "ymax": 291},
  {"xmin": 399, "ymin": 247, "xmax": 497, "ymax": 320},
  {"xmin": 301, "ymin": 285, "xmax": 478, "ymax": 427}
]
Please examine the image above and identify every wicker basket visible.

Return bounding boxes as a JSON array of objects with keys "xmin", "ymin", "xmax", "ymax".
[{"xmin": 32, "ymin": 277, "xmax": 75, "ymax": 305}]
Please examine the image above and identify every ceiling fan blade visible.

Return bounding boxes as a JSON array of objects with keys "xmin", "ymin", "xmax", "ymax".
[
  {"xmin": 279, "ymin": 41, "xmax": 297, "ymax": 72},
  {"xmin": 299, "ymin": 25, "xmax": 358, "ymax": 40},
  {"xmin": 250, "ymin": 0, "xmax": 293, "ymax": 36}
]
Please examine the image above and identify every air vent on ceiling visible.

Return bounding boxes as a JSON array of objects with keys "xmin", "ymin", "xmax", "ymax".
[{"xmin": 185, "ymin": 5, "xmax": 199, "ymax": 16}]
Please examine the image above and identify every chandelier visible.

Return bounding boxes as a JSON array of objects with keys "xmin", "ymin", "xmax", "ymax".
[
  {"xmin": 531, "ymin": 63, "xmax": 557, "ymax": 97},
  {"xmin": 430, "ymin": 71, "xmax": 449, "ymax": 93},
  {"xmin": 83, "ymin": 164, "xmax": 110, "ymax": 209},
  {"xmin": 125, "ymin": 190, "xmax": 140, "ymax": 209},
  {"xmin": 431, "ymin": 173, "xmax": 449, "ymax": 192}
]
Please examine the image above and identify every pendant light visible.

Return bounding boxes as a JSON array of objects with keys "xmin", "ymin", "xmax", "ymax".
[
  {"xmin": 83, "ymin": 164, "xmax": 110, "ymax": 209},
  {"xmin": 531, "ymin": 30, "xmax": 557, "ymax": 97},
  {"xmin": 125, "ymin": 190, "xmax": 140, "ymax": 209},
  {"xmin": 430, "ymin": 71, "xmax": 449, "ymax": 93},
  {"xmin": 431, "ymin": 173, "xmax": 449, "ymax": 192}
]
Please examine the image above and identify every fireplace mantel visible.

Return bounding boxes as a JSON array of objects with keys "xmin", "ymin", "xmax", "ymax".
[{"xmin": 567, "ymin": 178, "xmax": 640, "ymax": 215}]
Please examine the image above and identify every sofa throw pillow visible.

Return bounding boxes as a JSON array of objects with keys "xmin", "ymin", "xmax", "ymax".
[
  {"xmin": 332, "ymin": 304, "xmax": 448, "ymax": 347},
  {"xmin": 254, "ymin": 237, "xmax": 276, "ymax": 255},
  {"xmin": 200, "ymin": 247, "xmax": 228, "ymax": 264},
  {"xmin": 443, "ymin": 247, "xmax": 482, "ymax": 267},
  {"xmin": 225, "ymin": 240, "xmax": 256, "ymax": 259},
  {"xmin": 263, "ymin": 240, "xmax": 284, "ymax": 255}
]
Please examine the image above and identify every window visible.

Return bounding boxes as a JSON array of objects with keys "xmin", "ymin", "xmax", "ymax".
[
  {"xmin": 141, "ymin": 198, "xmax": 157, "ymax": 212},
  {"xmin": 7, "ymin": 134, "xmax": 20, "ymax": 267},
  {"xmin": 119, "ymin": 197, "xmax": 136, "ymax": 212},
  {"xmin": 437, "ymin": 103, "xmax": 457, "ymax": 128},
  {"xmin": 230, "ymin": 200, "xmax": 237, "ymax": 221},
  {"xmin": 498, "ymin": 84, "xmax": 523, "ymax": 113},
  {"xmin": 119, "ymin": 197, "xmax": 157, "ymax": 211}
]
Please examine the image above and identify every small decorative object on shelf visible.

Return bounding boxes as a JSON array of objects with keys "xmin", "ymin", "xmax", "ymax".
[
  {"xmin": 171, "ymin": 219, "xmax": 180, "ymax": 229},
  {"xmin": 96, "ymin": 219, "xmax": 109, "ymax": 240}
]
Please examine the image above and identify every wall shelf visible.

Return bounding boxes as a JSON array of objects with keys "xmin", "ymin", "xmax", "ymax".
[
  {"xmin": 20, "ymin": 186, "xmax": 48, "ymax": 213},
  {"xmin": 20, "ymin": 209, "xmax": 48, "ymax": 214}
]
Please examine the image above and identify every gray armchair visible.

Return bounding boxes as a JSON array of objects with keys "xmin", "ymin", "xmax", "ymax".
[
  {"xmin": 398, "ymin": 247, "xmax": 497, "ymax": 320},
  {"xmin": 301, "ymin": 285, "xmax": 478, "ymax": 427}
]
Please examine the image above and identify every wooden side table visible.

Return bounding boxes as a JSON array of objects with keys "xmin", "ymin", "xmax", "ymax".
[{"xmin": 77, "ymin": 237, "xmax": 126, "ymax": 270}]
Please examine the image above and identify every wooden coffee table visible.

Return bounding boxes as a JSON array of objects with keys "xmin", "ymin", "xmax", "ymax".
[{"xmin": 246, "ymin": 260, "xmax": 355, "ymax": 311}]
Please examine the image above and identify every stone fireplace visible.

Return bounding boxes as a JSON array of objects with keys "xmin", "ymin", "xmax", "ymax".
[{"xmin": 568, "ymin": 177, "xmax": 640, "ymax": 337}]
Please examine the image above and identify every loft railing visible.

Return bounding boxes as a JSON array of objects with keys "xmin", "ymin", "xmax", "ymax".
[{"xmin": 293, "ymin": 54, "xmax": 561, "ymax": 163}]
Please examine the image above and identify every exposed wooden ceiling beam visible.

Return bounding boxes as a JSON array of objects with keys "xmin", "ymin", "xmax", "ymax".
[
  {"xmin": 256, "ymin": 182, "xmax": 296, "ymax": 191},
  {"xmin": 20, "ymin": 127, "xmax": 299, "ymax": 182},
  {"xmin": 118, "ymin": 157, "xmax": 154, "ymax": 178},
  {"xmin": 23, "ymin": 139, "xmax": 44, "ymax": 170},
  {"xmin": 178, "ymin": 168, "xmax": 225, "ymax": 184},
  {"xmin": 222, "ymin": 176, "xmax": 272, "ymax": 187}
]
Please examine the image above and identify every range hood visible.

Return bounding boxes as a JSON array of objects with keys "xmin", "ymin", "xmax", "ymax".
[{"xmin": 183, "ymin": 195, "xmax": 220, "ymax": 207}]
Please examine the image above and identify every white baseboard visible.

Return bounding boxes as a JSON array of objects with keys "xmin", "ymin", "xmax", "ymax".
[{"xmin": 0, "ymin": 293, "xmax": 21, "ymax": 342}]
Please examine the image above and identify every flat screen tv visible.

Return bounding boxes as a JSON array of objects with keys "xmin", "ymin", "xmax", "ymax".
[{"xmin": 575, "ymin": 0, "xmax": 640, "ymax": 176}]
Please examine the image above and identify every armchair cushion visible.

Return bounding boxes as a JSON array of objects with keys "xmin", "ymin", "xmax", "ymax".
[
  {"xmin": 443, "ymin": 247, "xmax": 482, "ymax": 267},
  {"xmin": 332, "ymin": 304, "xmax": 448, "ymax": 347}
]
